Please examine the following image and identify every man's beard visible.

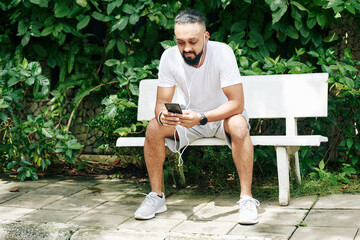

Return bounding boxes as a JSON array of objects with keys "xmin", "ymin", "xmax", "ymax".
[{"xmin": 182, "ymin": 50, "xmax": 203, "ymax": 66}]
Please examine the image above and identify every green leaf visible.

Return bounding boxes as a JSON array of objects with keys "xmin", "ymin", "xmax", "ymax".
[
  {"xmin": 355, "ymin": 142, "xmax": 360, "ymax": 151},
  {"xmin": 311, "ymin": 32, "xmax": 322, "ymax": 47},
  {"xmin": 103, "ymin": 104, "xmax": 117, "ymax": 118},
  {"xmin": 106, "ymin": 39, "xmax": 116, "ymax": 53},
  {"xmin": 129, "ymin": 14, "xmax": 140, "ymax": 25},
  {"xmin": 54, "ymin": 2, "xmax": 70, "ymax": 18},
  {"xmin": 117, "ymin": 39, "xmax": 126, "ymax": 54},
  {"xmin": 0, "ymin": 112, "xmax": 7, "ymax": 122},
  {"xmin": 291, "ymin": 1, "xmax": 308, "ymax": 12},
  {"xmin": 308, "ymin": 51, "xmax": 319, "ymax": 58},
  {"xmin": 41, "ymin": 26, "xmax": 54, "ymax": 37},
  {"xmin": 92, "ymin": 12, "xmax": 105, "ymax": 21},
  {"xmin": 160, "ymin": 40, "xmax": 176, "ymax": 50},
  {"xmin": 21, "ymin": 32, "xmax": 30, "ymax": 46},
  {"xmin": 69, "ymin": 142, "xmax": 83, "ymax": 150},
  {"xmin": 272, "ymin": 5, "xmax": 288, "ymax": 24},
  {"xmin": 30, "ymin": 0, "xmax": 41, "ymax": 4},
  {"xmin": 114, "ymin": 127, "xmax": 131, "ymax": 136},
  {"xmin": 344, "ymin": 65, "xmax": 357, "ymax": 72},
  {"xmin": 25, "ymin": 77, "xmax": 35, "ymax": 85},
  {"xmin": 249, "ymin": 30, "xmax": 264, "ymax": 45},
  {"xmin": 31, "ymin": 172, "xmax": 39, "ymax": 181},
  {"xmin": 41, "ymin": 128, "xmax": 53, "ymax": 138},
  {"xmin": 76, "ymin": 0, "xmax": 87, "ymax": 7},
  {"xmin": 122, "ymin": 4, "xmax": 136, "ymax": 14},
  {"xmin": 17, "ymin": 21, "xmax": 28, "ymax": 36},
  {"xmin": 316, "ymin": 13, "xmax": 327, "ymax": 28},
  {"xmin": 270, "ymin": 0, "xmax": 285, "ymax": 11},
  {"xmin": 286, "ymin": 25, "xmax": 299, "ymax": 39},
  {"xmin": 230, "ymin": 20, "xmax": 247, "ymax": 33},
  {"xmin": 307, "ymin": 17, "xmax": 317, "ymax": 29},
  {"xmin": 105, "ymin": 59, "xmax": 121, "ymax": 66},
  {"xmin": 323, "ymin": 33, "xmax": 339, "ymax": 43},
  {"xmin": 344, "ymin": 48, "xmax": 352, "ymax": 59},
  {"xmin": 77, "ymin": 15, "xmax": 90, "ymax": 30},
  {"xmin": 347, "ymin": 138, "xmax": 354, "ymax": 149},
  {"xmin": 21, "ymin": 159, "xmax": 33, "ymax": 166},
  {"xmin": 107, "ymin": 1, "xmax": 116, "ymax": 14},
  {"xmin": 129, "ymin": 83, "xmax": 139, "ymax": 96},
  {"xmin": 111, "ymin": 16, "xmax": 128, "ymax": 32},
  {"xmin": 319, "ymin": 160, "xmax": 325, "ymax": 170},
  {"xmin": 7, "ymin": 161, "xmax": 18, "ymax": 169},
  {"xmin": 345, "ymin": 77, "xmax": 354, "ymax": 89}
]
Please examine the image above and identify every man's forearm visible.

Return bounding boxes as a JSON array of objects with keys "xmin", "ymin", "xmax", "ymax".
[{"xmin": 204, "ymin": 100, "xmax": 244, "ymax": 123}]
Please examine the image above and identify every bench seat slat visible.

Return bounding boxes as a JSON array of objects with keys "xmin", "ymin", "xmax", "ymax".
[{"xmin": 116, "ymin": 135, "xmax": 328, "ymax": 147}]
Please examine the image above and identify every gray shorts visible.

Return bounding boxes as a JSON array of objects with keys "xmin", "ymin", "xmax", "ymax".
[{"xmin": 165, "ymin": 109, "xmax": 250, "ymax": 153}]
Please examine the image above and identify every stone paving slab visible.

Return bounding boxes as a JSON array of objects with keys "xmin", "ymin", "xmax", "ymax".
[
  {"xmin": 1, "ymin": 193, "xmax": 64, "ymax": 208},
  {"xmin": 0, "ymin": 206, "xmax": 34, "ymax": 221},
  {"xmin": 261, "ymin": 195, "xmax": 317, "ymax": 209},
  {"xmin": 229, "ymin": 223, "xmax": 296, "ymax": 240},
  {"xmin": 314, "ymin": 194, "xmax": 360, "ymax": 209},
  {"xmin": 166, "ymin": 190, "xmax": 216, "ymax": 207},
  {"xmin": 70, "ymin": 229, "xmax": 165, "ymax": 240},
  {"xmin": 189, "ymin": 201, "xmax": 238, "ymax": 222},
  {"xmin": 355, "ymin": 231, "xmax": 360, "ymax": 240},
  {"xmin": 28, "ymin": 183, "xmax": 88, "ymax": 196},
  {"xmin": 0, "ymin": 192, "xmax": 22, "ymax": 204},
  {"xmin": 68, "ymin": 212, "xmax": 130, "ymax": 228},
  {"xmin": 171, "ymin": 220, "xmax": 237, "ymax": 235},
  {"xmin": 42, "ymin": 195, "xmax": 104, "ymax": 212},
  {"xmin": 19, "ymin": 209, "xmax": 82, "ymax": 223},
  {"xmin": 304, "ymin": 209, "xmax": 360, "ymax": 228},
  {"xmin": 0, "ymin": 181, "xmax": 47, "ymax": 193},
  {"xmin": 291, "ymin": 226, "xmax": 358, "ymax": 240},
  {"xmin": 257, "ymin": 208, "xmax": 307, "ymax": 226},
  {"xmin": 119, "ymin": 217, "xmax": 183, "ymax": 232},
  {"xmin": 157, "ymin": 205, "xmax": 198, "ymax": 220},
  {"xmin": 91, "ymin": 201, "xmax": 138, "ymax": 217}
]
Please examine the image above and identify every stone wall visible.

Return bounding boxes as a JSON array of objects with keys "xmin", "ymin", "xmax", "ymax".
[
  {"xmin": 330, "ymin": 17, "xmax": 360, "ymax": 59},
  {"xmin": 22, "ymin": 93, "xmax": 112, "ymax": 155}
]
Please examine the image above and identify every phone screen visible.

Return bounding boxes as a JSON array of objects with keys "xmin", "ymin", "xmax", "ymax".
[{"xmin": 165, "ymin": 103, "xmax": 182, "ymax": 114}]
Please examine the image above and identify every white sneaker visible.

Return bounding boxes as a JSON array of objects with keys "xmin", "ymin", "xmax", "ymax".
[
  {"xmin": 237, "ymin": 196, "xmax": 260, "ymax": 225},
  {"xmin": 134, "ymin": 192, "xmax": 167, "ymax": 220}
]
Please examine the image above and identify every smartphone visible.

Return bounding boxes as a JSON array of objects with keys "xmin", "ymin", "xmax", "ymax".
[{"xmin": 165, "ymin": 103, "xmax": 183, "ymax": 114}]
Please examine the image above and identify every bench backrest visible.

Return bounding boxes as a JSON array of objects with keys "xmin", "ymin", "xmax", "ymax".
[{"xmin": 137, "ymin": 73, "xmax": 328, "ymax": 134}]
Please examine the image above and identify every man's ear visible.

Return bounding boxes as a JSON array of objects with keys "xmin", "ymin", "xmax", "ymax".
[{"xmin": 205, "ymin": 31, "xmax": 210, "ymax": 42}]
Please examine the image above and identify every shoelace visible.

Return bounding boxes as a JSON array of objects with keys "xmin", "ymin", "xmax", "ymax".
[
  {"xmin": 237, "ymin": 198, "xmax": 260, "ymax": 211},
  {"xmin": 139, "ymin": 193, "xmax": 157, "ymax": 207}
]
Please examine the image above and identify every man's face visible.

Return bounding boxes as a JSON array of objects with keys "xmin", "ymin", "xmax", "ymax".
[{"xmin": 174, "ymin": 23, "xmax": 208, "ymax": 66}]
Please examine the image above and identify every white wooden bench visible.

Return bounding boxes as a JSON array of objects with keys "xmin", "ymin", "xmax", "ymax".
[{"xmin": 116, "ymin": 73, "xmax": 329, "ymax": 205}]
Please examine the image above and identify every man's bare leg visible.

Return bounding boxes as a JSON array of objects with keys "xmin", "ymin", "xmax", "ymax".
[
  {"xmin": 144, "ymin": 118, "xmax": 176, "ymax": 195},
  {"xmin": 224, "ymin": 115, "xmax": 254, "ymax": 198}
]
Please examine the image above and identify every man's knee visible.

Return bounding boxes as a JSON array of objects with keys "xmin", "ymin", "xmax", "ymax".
[
  {"xmin": 225, "ymin": 115, "xmax": 250, "ymax": 142},
  {"xmin": 145, "ymin": 118, "xmax": 175, "ymax": 141}
]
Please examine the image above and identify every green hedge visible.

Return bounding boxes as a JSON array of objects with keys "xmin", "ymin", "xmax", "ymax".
[{"xmin": 0, "ymin": 0, "xmax": 359, "ymax": 182}]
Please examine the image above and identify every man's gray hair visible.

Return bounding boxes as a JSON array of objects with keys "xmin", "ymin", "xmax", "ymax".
[{"xmin": 174, "ymin": 9, "xmax": 206, "ymax": 26}]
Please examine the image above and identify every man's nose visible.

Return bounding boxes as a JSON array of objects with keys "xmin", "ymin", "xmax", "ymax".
[{"xmin": 184, "ymin": 44, "xmax": 192, "ymax": 52}]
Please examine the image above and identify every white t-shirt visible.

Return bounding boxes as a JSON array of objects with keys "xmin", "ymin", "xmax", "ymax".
[{"xmin": 158, "ymin": 41, "xmax": 242, "ymax": 113}]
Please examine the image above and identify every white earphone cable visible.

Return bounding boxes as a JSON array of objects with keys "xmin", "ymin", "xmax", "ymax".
[{"xmin": 173, "ymin": 33, "xmax": 206, "ymax": 166}]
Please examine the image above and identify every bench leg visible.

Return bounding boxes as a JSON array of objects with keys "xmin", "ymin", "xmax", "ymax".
[
  {"xmin": 286, "ymin": 147, "xmax": 301, "ymax": 185},
  {"xmin": 292, "ymin": 152, "xmax": 301, "ymax": 184},
  {"xmin": 166, "ymin": 148, "xmax": 186, "ymax": 188},
  {"xmin": 275, "ymin": 147, "xmax": 290, "ymax": 206}
]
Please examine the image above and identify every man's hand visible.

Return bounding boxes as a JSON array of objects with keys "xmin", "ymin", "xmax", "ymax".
[
  {"xmin": 177, "ymin": 110, "xmax": 201, "ymax": 128},
  {"xmin": 160, "ymin": 110, "xmax": 181, "ymax": 127},
  {"xmin": 160, "ymin": 110, "xmax": 201, "ymax": 128}
]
